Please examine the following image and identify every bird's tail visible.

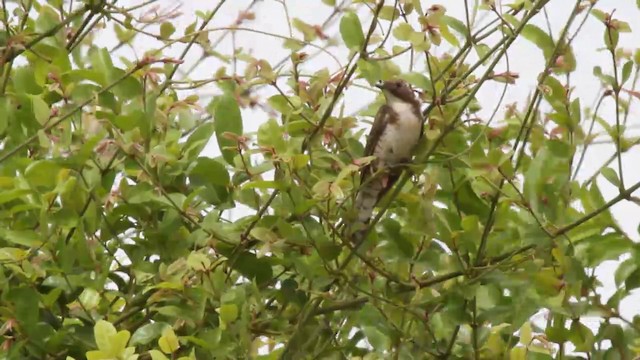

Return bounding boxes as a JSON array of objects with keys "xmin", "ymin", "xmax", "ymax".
[{"xmin": 351, "ymin": 177, "xmax": 384, "ymax": 243}]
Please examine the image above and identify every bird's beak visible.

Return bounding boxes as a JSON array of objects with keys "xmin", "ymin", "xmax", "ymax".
[{"xmin": 374, "ymin": 80, "xmax": 384, "ymax": 89}]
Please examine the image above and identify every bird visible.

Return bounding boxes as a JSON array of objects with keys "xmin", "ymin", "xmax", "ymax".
[{"xmin": 351, "ymin": 79, "xmax": 424, "ymax": 243}]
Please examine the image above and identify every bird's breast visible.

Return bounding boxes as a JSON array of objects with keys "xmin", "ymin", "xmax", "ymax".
[{"xmin": 376, "ymin": 104, "xmax": 422, "ymax": 165}]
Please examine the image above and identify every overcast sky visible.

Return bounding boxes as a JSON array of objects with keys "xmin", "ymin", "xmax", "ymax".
[{"xmin": 105, "ymin": 0, "xmax": 640, "ymax": 326}]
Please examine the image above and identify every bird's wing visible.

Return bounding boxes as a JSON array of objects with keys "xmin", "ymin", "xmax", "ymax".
[
  {"xmin": 363, "ymin": 104, "xmax": 390, "ymax": 157},
  {"xmin": 353, "ymin": 105, "xmax": 392, "ymax": 235},
  {"xmin": 414, "ymin": 106, "xmax": 424, "ymax": 141}
]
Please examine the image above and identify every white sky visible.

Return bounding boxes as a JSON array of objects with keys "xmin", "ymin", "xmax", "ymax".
[{"xmin": 104, "ymin": 0, "xmax": 640, "ymax": 343}]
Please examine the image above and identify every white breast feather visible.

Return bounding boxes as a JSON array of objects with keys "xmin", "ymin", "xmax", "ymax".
[{"xmin": 376, "ymin": 97, "xmax": 422, "ymax": 166}]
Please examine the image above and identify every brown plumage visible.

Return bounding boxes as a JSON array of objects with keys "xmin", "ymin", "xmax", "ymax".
[{"xmin": 353, "ymin": 79, "xmax": 423, "ymax": 241}]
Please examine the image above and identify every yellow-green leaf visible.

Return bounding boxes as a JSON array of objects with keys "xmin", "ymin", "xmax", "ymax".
[
  {"xmin": 219, "ymin": 303, "xmax": 239, "ymax": 324},
  {"xmin": 158, "ymin": 327, "xmax": 180, "ymax": 354},
  {"xmin": 149, "ymin": 350, "xmax": 170, "ymax": 360},
  {"xmin": 340, "ymin": 12, "xmax": 365, "ymax": 49},
  {"xmin": 519, "ymin": 321, "xmax": 532, "ymax": 345},
  {"xmin": 160, "ymin": 22, "xmax": 175, "ymax": 39},
  {"xmin": 94, "ymin": 320, "xmax": 117, "ymax": 352},
  {"xmin": 392, "ymin": 23, "xmax": 413, "ymax": 41},
  {"xmin": 79, "ymin": 288, "xmax": 100, "ymax": 310}
]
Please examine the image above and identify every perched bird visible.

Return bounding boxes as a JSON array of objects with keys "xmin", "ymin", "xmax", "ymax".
[{"xmin": 352, "ymin": 79, "xmax": 423, "ymax": 242}]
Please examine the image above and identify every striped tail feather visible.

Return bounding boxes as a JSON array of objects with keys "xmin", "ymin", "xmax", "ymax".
[
  {"xmin": 354, "ymin": 179, "xmax": 381, "ymax": 225},
  {"xmin": 351, "ymin": 169, "xmax": 402, "ymax": 244},
  {"xmin": 351, "ymin": 172, "xmax": 385, "ymax": 244}
]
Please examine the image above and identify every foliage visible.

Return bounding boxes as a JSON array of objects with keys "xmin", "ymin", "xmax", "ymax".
[{"xmin": 0, "ymin": 0, "xmax": 640, "ymax": 359}]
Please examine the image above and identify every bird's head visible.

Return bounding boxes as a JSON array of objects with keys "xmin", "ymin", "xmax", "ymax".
[{"xmin": 375, "ymin": 79, "xmax": 416, "ymax": 104}]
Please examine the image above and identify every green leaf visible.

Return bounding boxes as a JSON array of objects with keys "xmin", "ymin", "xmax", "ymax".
[
  {"xmin": 242, "ymin": 180, "xmax": 286, "ymax": 191},
  {"xmin": 109, "ymin": 330, "xmax": 131, "ymax": 356},
  {"xmin": 0, "ymin": 248, "xmax": 28, "ymax": 263},
  {"xmin": 113, "ymin": 72, "xmax": 142, "ymax": 100},
  {"xmin": 0, "ymin": 97, "xmax": 9, "ymax": 135},
  {"xmin": 509, "ymin": 347, "xmax": 526, "ymax": 360},
  {"xmin": 399, "ymin": 72, "xmax": 432, "ymax": 90},
  {"xmin": 524, "ymin": 147, "xmax": 551, "ymax": 214},
  {"xmin": 86, "ymin": 350, "xmax": 108, "ymax": 360},
  {"xmin": 357, "ymin": 58, "xmax": 381, "ymax": 84},
  {"xmin": 8, "ymin": 287, "xmax": 39, "ymax": 333},
  {"xmin": 257, "ymin": 118, "xmax": 286, "ymax": 154},
  {"xmin": 267, "ymin": 94, "xmax": 292, "ymax": 115},
  {"xmin": 340, "ymin": 12, "xmax": 365, "ymax": 50},
  {"xmin": 574, "ymin": 232, "xmax": 631, "ymax": 267},
  {"xmin": 378, "ymin": 6, "xmax": 399, "ymax": 21},
  {"xmin": 79, "ymin": 288, "xmax": 100, "ymax": 310},
  {"xmin": 187, "ymin": 252, "xmax": 211, "ymax": 271},
  {"xmin": 521, "ymin": 24, "xmax": 555, "ymax": 61},
  {"xmin": 130, "ymin": 323, "xmax": 170, "ymax": 346},
  {"xmin": 89, "ymin": 47, "xmax": 141, "ymax": 99},
  {"xmin": 250, "ymin": 227, "xmax": 279, "ymax": 243},
  {"xmin": 12, "ymin": 66, "xmax": 42, "ymax": 94},
  {"xmin": 519, "ymin": 322, "xmax": 532, "ymax": 345},
  {"xmin": 392, "ymin": 23, "xmax": 413, "ymax": 41},
  {"xmin": 442, "ymin": 15, "xmax": 466, "ymax": 37},
  {"xmin": 614, "ymin": 258, "xmax": 637, "ymax": 286},
  {"xmin": 229, "ymin": 252, "xmax": 273, "ymax": 286},
  {"xmin": 474, "ymin": 43, "xmax": 491, "ymax": 61},
  {"xmin": 219, "ymin": 303, "xmax": 239, "ymax": 324},
  {"xmin": 593, "ymin": 66, "xmax": 616, "ymax": 87},
  {"xmin": 183, "ymin": 122, "xmax": 215, "ymax": 160},
  {"xmin": 94, "ymin": 320, "xmax": 117, "ymax": 352},
  {"xmin": 605, "ymin": 27, "xmax": 619, "ymax": 50},
  {"xmin": 590, "ymin": 9, "xmax": 607, "ymax": 23},
  {"xmin": 0, "ymin": 188, "xmax": 31, "ymax": 205},
  {"xmin": 362, "ymin": 326, "xmax": 390, "ymax": 350},
  {"xmin": 112, "ymin": 110, "xmax": 147, "ymax": 133},
  {"xmin": 440, "ymin": 16, "xmax": 462, "ymax": 47},
  {"xmin": 210, "ymin": 95, "xmax": 243, "ymax": 165},
  {"xmin": 292, "ymin": 18, "xmax": 317, "ymax": 41},
  {"xmin": 188, "ymin": 157, "xmax": 230, "ymax": 205},
  {"xmin": 622, "ymin": 60, "xmax": 633, "ymax": 85},
  {"xmin": 28, "ymin": 95, "xmax": 49, "ymax": 125},
  {"xmin": 0, "ymin": 229, "xmax": 42, "ymax": 247},
  {"xmin": 158, "ymin": 327, "xmax": 180, "ymax": 354},
  {"xmin": 149, "ymin": 350, "xmax": 170, "ymax": 360},
  {"xmin": 189, "ymin": 157, "xmax": 230, "ymax": 186},
  {"xmin": 601, "ymin": 167, "xmax": 621, "ymax": 187},
  {"xmin": 456, "ymin": 181, "xmax": 489, "ymax": 219},
  {"xmin": 625, "ymin": 268, "xmax": 640, "ymax": 290},
  {"xmin": 89, "ymin": 47, "xmax": 115, "ymax": 86},
  {"xmin": 24, "ymin": 160, "xmax": 61, "ymax": 188},
  {"xmin": 408, "ymin": 31, "xmax": 430, "ymax": 51},
  {"xmin": 568, "ymin": 320, "xmax": 595, "ymax": 352},
  {"xmin": 584, "ymin": 183, "xmax": 615, "ymax": 225},
  {"xmin": 160, "ymin": 22, "xmax": 176, "ymax": 39}
]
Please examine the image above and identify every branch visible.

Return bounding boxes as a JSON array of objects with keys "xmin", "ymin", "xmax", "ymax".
[
  {"xmin": 412, "ymin": 244, "xmax": 536, "ymax": 291},
  {"xmin": 605, "ymin": 10, "xmax": 625, "ymax": 191},
  {"xmin": 553, "ymin": 179, "xmax": 640, "ymax": 238},
  {"xmin": 313, "ymin": 297, "xmax": 368, "ymax": 316}
]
